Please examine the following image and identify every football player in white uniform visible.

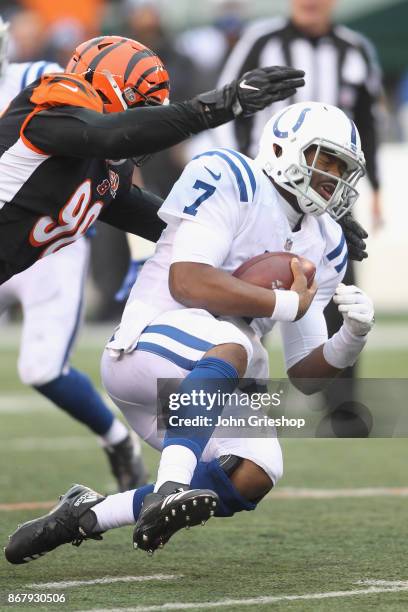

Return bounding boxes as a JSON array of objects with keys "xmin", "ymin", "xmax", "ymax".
[
  {"xmin": 0, "ymin": 17, "xmax": 146, "ymax": 492},
  {"xmin": 5, "ymin": 101, "xmax": 374, "ymax": 564}
]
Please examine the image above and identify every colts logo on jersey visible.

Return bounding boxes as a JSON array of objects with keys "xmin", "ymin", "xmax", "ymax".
[
  {"xmin": 29, "ymin": 180, "xmax": 104, "ymax": 258},
  {"xmin": 97, "ymin": 170, "xmax": 120, "ymax": 198}
]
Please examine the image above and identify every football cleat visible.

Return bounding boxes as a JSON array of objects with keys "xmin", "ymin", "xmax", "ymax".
[
  {"xmin": 4, "ymin": 484, "xmax": 105, "ymax": 564},
  {"xmin": 104, "ymin": 434, "xmax": 148, "ymax": 492},
  {"xmin": 133, "ymin": 481, "xmax": 219, "ymax": 553}
]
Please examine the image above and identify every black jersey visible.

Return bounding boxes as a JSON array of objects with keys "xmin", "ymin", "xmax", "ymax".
[
  {"xmin": 0, "ymin": 72, "xmax": 210, "ymax": 284},
  {"xmin": 0, "ymin": 74, "xmax": 134, "ymax": 281}
]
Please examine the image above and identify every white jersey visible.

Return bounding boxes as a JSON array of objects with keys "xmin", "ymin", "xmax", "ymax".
[
  {"xmin": 110, "ymin": 148, "xmax": 347, "ymax": 368},
  {"xmin": 0, "ymin": 60, "xmax": 62, "ymax": 110}
]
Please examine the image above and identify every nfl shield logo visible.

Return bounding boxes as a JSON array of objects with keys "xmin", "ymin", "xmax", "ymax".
[{"xmin": 284, "ymin": 238, "xmax": 293, "ymax": 251}]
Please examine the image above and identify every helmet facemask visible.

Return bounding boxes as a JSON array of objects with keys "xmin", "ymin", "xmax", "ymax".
[
  {"xmin": 280, "ymin": 139, "xmax": 365, "ymax": 220},
  {"xmin": 257, "ymin": 102, "xmax": 367, "ymax": 221}
]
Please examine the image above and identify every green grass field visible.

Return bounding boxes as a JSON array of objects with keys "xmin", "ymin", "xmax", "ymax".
[{"xmin": 1, "ymin": 323, "xmax": 408, "ymax": 611}]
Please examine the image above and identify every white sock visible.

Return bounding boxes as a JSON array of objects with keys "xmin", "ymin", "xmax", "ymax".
[
  {"xmin": 100, "ymin": 418, "xmax": 128, "ymax": 447},
  {"xmin": 92, "ymin": 489, "xmax": 136, "ymax": 531},
  {"xmin": 154, "ymin": 445, "xmax": 197, "ymax": 492}
]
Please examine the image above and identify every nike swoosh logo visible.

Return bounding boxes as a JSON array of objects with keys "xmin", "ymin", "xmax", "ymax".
[
  {"xmin": 239, "ymin": 79, "xmax": 260, "ymax": 91},
  {"xmin": 205, "ymin": 166, "xmax": 221, "ymax": 181},
  {"xmin": 60, "ymin": 83, "xmax": 79, "ymax": 93}
]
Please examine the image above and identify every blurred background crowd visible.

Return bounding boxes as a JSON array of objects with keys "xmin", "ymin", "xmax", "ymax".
[{"xmin": 1, "ymin": 0, "xmax": 407, "ymax": 320}]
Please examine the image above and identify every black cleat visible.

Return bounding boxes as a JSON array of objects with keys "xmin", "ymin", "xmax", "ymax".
[
  {"xmin": 104, "ymin": 434, "xmax": 148, "ymax": 492},
  {"xmin": 133, "ymin": 482, "xmax": 219, "ymax": 553},
  {"xmin": 4, "ymin": 484, "xmax": 105, "ymax": 564}
]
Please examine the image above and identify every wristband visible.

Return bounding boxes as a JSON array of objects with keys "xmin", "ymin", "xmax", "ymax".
[
  {"xmin": 323, "ymin": 324, "xmax": 367, "ymax": 369},
  {"xmin": 271, "ymin": 290, "xmax": 299, "ymax": 322}
]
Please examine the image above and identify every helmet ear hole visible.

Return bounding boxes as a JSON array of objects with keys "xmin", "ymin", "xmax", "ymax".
[{"xmin": 273, "ymin": 144, "xmax": 282, "ymax": 158}]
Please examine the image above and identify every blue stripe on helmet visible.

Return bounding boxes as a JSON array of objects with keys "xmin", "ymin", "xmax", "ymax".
[
  {"xmin": 193, "ymin": 150, "xmax": 248, "ymax": 202},
  {"xmin": 350, "ymin": 120, "xmax": 357, "ymax": 146}
]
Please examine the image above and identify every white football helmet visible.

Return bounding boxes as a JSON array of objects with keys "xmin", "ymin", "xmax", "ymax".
[
  {"xmin": 0, "ymin": 16, "xmax": 9, "ymax": 79},
  {"xmin": 255, "ymin": 101, "xmax": 366, "ymax": 220}
]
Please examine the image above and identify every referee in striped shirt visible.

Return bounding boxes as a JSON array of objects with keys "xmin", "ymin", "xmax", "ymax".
[{"xmin": 213, "ymin": 0, "xmax": 384, "ymax": 424}]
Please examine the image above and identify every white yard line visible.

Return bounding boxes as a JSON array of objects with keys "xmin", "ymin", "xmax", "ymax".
[
  {"xmin": 0, "ymin": 392, "xmax": 116, "ymax": 414},
  {"xmin": 269, "ymin": 486, "xmax": 408, "ymax": 499},
  {"xmin": 81, "ymin": 581, "xmax": 408, "ymax": 611},
  {"xmin": 26, "ymin": 575, "xmax": 182, "ymax": 590},
  {"xmin": 1, "ymin": 436, "xmax": 97, "ymax": 451}
]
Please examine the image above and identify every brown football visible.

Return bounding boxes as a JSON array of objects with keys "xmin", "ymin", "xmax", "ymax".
[{"xmin": 232, "ymin": 251, "xmax": 316, "ymax": 290}]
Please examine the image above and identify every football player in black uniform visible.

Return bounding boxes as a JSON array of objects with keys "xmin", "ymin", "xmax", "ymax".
[{"xmin": 0, "ymin": 35, "xmax": 307, "ymax": 284}]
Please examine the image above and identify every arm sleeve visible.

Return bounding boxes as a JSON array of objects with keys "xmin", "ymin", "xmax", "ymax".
[
  {"xmin": 280, "ymin": 270, "xmax": 341, "ymax": 371},
  {"xmin": 24, "ymin": 101, "xmax": 210, "ymax": 160},
  {"xmin": 98, "ymin": 184, "xmax": 165, "ymax": 242},
  {"xmin": 279, "ymin": 289, "xmax": 330, "ymax": 371},
  {"xmin": 171, "ymin": 220, "xmax": 232, "ymax": 268}
]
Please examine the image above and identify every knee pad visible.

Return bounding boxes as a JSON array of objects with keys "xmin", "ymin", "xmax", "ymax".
[{"xmin": 191, "ymin": 455, "xmax": 257, "ymax": 517}]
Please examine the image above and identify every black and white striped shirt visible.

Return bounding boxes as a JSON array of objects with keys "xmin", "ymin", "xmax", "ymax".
[{"xmin": 214, "ymin": 17, "xmax": 382, "ymax": 189}]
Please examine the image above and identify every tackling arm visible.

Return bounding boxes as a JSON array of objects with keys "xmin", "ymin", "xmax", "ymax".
[
  {"xmin": 25, "ymin": 66, "xmax": 304, "ymax": 160},
  {"xmin": 98, "ymin": 184, "xmax": 165, "ymax": 241}
]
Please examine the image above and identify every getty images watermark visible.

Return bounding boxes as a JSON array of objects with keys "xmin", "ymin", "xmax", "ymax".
[
  {"xmin": 158, "ymin": 378, "xmax": 408, "ymax": 438},
  {"xmin": 166, "ymin": 388, "xmax": 306, "ymax": 430}
]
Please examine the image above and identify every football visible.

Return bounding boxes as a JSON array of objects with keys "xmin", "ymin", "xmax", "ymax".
[{"xmin": 232, "ymin": 251, "xmax": 316, "ymax": 290}]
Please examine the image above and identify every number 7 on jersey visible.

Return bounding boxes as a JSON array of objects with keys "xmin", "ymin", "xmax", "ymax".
[{"xmin": 183, "ymin": 180, "xmax": 216, "ymax": 216}]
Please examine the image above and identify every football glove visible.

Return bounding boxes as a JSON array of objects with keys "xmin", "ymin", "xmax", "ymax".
[
  {"xmin": 333, "ymin": 283, "xmax": 375, "ymax": 336},
  {"xmin": 338, "ymin": 213, "xmax": 368, "ymax": 261},
  {"xmin": 191, "ymin": 66, "xmax": 305, "ymax": 128}
]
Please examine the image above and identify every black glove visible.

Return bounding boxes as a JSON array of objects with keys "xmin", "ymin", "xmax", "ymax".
[
  {"xmin": 190, "ymin": 66, "xmax": 305, "ymax": 128},
  {"xmin": 338, "ymin": 213, "xmax": 368, "ymax": 261}
]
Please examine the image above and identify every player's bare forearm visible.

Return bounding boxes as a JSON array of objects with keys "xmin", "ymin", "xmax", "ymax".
[
  {"xmin": 287, "ymin": 345, "xmax": 343, "ymax": 395},
  {"xmin": 169, "ymin": 262, "xmax": 277, "ymax": 317}
]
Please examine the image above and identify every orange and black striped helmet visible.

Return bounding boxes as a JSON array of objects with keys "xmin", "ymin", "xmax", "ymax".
[{"xmin": 66, "ymin": 35, "xmax": 170, "ymax": 113}]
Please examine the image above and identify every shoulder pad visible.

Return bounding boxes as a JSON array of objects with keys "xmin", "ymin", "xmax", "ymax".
[
  {"xmin": 30, "ymin": 73, "xmax": 103, "ymax": 113},
  {"xmin": 192, "ymin": 148, "xmax": 258, "ymax": 204}
]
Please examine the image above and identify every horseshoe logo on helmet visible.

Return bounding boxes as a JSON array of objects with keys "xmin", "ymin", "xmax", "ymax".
[{"xmin": 273, "ymin": 106, "xmax": 312, "ymax": 138}]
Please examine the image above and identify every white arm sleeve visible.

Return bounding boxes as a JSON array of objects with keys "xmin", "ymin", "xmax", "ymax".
[
  {"xmin": 279, "ymin": 275, "xmax": 336, "ymax": 371},
  {"xmin": 171, "ymin": 220, "xmax": 232, "ymax": 268}
]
